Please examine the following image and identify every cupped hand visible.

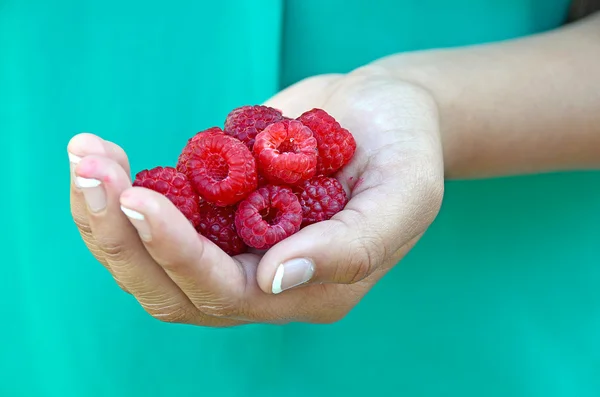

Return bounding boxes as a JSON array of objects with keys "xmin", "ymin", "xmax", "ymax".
[{"xmin": 68, "ymin": 68, "xmax": 444, "ymax": 326}]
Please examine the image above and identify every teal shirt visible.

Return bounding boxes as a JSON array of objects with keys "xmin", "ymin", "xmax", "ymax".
[{"xmin": 4, "ymin": 1, "xmax": 600, "ymax": 396}]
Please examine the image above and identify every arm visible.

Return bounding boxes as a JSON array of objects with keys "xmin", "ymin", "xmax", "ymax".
[{"xmin": 374, "ymin": 12, "xmax": 600, "ymax": 179}]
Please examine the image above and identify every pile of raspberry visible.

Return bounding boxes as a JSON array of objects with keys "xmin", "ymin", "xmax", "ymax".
[{"xmin": 132, "ymin": 105, "xmax": 356, "ymax": 255}]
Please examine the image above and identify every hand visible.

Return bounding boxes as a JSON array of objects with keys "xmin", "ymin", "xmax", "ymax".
[{"xmin": 68, "ymin": 67, "xmax": 444, "ymax": 326}]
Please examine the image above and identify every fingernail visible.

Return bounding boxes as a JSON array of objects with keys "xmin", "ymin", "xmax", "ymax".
[
  {"xmin": 272, "ymin": 258, "xmax": 315, "ymax": 294},
  {"xmin": 121, "ymin": 206, "xmax": 152, "ymax": 242},
  {"xmin": 68, "ymin": 152, "xmax": 82, "ymax": 187},
  {"xmin": 76, "ymin": 177, "xmax": 106, "ymax": 212}
]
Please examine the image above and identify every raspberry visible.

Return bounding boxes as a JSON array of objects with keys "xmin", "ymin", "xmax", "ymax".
[
  {"xmin": 253, "ymin": 120, "xmax": 318, "ymax": 185},
  {"xmin": 297, "ymin": 108, "xmax": 356, "ymax": 176},
  {"xmin": 296, "ymin": 176, "xmax": 348, "ymax": 226},
  {"xmin": 177, "ymin": 131, "xmax": 257, "ymax": 207},
  {"xmin": 187, "ymin": 126, "xmax": 224, "ymax": 144},
  {"xmin": 235, "ymin": 185, "xmax": 302, "ymax": 249},
  {"xmin": 224, "ymin": 105, "xmax": 284, "ymax": 150},
  {"xmin": 132, "ymin": 166, "xmax": 201, "ymax": 227},
  {"xmin": 196, "ymin": 201, "xmax": 247, "ymax": 256}
]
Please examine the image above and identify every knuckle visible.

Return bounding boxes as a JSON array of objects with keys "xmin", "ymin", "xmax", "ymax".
[
  {"xmin": 86, "ymin": 244, "xmax": 106, "ymax": 264},
  {"xmin": 111, "ymin": 276, "xmax": 130, "ymax": 294},
  {"xmin": 335, "ymin": 236, "xmax": 387, "ymax": 284},
  {"xmin": 72, "ymin": 218, "xmax": 113, "ymax": 269},
  {"xmin": 100, "ymin": 238, "xmax": 135, "ymax": 265},
  {"xmin": 337, "ymin": 256, "xmax": 370, "ymax": 284},
  {"xmin": 197, "ymin": 301, "xmax": 240, "ymax": 319},
  {"xmin": 356, "ymin": 229, "xmax": 388, "ymax": 279},
  {"xmin": 332, "ymin": 216, "xmax": 386, "ymax": 284},
  {"xmin": 347, "ymin": 239, "xmax": 380, "ymax": 283},
  {"xmin": 73, "ymin": 215, "xmax": 93, "ymax": 237},
  {"xmin": 71, "ymin": 213, "xmax": 107, "ymax": 260},
  {"xmin": 143, "ymin": 302, "xmax": 192, "ymax": 324},
  {"xmin": 151, "ymin": 310, "xmax": 188, "ymax": 324},
  {"xmin": 73, "ymin": 216, "xmax": 104, "ymax": 254}
]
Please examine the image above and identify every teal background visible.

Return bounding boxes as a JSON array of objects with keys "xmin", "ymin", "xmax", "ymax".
[{"xmin": 2, "ymin": 0, "xmax": 599, "ymax": 396}]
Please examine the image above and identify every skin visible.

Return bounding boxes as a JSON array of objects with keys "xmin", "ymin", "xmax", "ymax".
[
  {"xmin": 375, "ymin": 12, "xmax": 600, "ymax": 178},
  {"xmin": 68, "ymin": 12, "xmax": 599, "ymax": 326}
]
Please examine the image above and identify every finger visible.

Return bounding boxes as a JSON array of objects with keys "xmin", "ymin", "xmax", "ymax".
[
  {"xmin": 74, "ymin": 155, "xmax": 240, "ymax": 326},
  {"xmin": 119, "ymin": 187, "xmax": 257, "ymax": 320},
  {"xmin": 256, "ymin": 76, "xmax": 445, "ymax": 294},
  {"xmin": 68, "ymin": 132, "xmax": 131, "ymax": 177},
  {"xmin": 68, "ymin": 133, "xmax": 131, "ymax": 290},
  {"xmin": 263, "ymin": 74, "xmax": 343, "ymax": 118}
]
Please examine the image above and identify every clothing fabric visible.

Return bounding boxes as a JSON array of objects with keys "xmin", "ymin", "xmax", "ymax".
[{"xmin": 3, "ymin": 1, "xmax": 599, "ymax": 396}]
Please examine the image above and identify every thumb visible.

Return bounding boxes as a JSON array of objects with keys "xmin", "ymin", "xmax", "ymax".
[{"xmin": 256, "ymin": 166, "xmax": 441, "ymax": 294}]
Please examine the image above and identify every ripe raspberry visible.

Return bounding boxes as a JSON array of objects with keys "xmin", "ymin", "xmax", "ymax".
[
  {"xmin": 235, "ymin": 185, "xmax": 302, "ymax": 249},
  {"xmin": 253, "ymin": 120, "xmax": 318, "ymax": 185},
  {"xmin": 177, "ymin": 132, "xmax": 257, "ymax": 207},
  {"xmin": 224, "ymin": 105, "xmax": 284, "ymax": 150},
  {"xmin": 196, "ymin": 201, "xmax": 247, "ymax": 256},
  {"xmin": 296, "ymin": 176, "xmax": 348, "ymax": 226},
  {"xmin": 132, "ymin": 166, "xmax": 201, "ymax": 227},
  {"xmin": 297, "ymin": 108, "xmax": 356, "ymax": 176},
  {"xmin": 187, "ymin": 126, "xmax": 224, "ymax": 144}
]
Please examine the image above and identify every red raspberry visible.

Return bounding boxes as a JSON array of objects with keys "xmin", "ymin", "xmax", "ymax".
[
  {"xmin": 253, "ymin": 120, "xmax": 318, "ymax": 185},
  {"xmin": 224, "ymin": 105, "xmax": 284, "ymax": 150},
  {"xmin": 235, "ymin": 185, "xmax": 302, "ymax": 249},
  {"xmin": 187, "ymin": 126, "xmax": 224, "ymax": 144},
  {"xmin": 297, "ymin": 108, "xmax": 356, "ymax": 176},
  {"xmin": 132, "ymin": 166, "xmax": 201, "ymax": 227},
  {"xmin": 177, "ymin": 131, "xmax": 257, "ymax": 207},
  {"xmin": 296, "ymin": 176, "xmax": 348, "ymax": 227},
  {"xmin": 196, "ymin": 201, "xmax": 247, "ymax": 256}
]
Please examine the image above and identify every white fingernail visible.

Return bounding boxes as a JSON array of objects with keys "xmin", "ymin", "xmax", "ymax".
[
  {"xmin": 75, "ymin": 177, "xmax": 101, "ymax": 188},
  {"xmin": 76, "ymin": 178, "xmax": 106, "ymax": 212},
  {"xmin": 69, "ymin": 153, "xmax": 83, "ymax": 187},
  {"xmin": 271, "ymin": 258, "xmax": 315, "ymax": 294},
  {"xmin": 272, "ymin": 264, "xmax": 285, "ymax": 294},
  {"xmin": 120, "ymin": 206, "xmax": 145, "ymax": 220},
  {"xmin": 68, "ymin": 152, "xmax": 82, "ymax": 163},
  {"xmin": 121, "ymin": 206, "xmax": 151, "ymax": 241}
]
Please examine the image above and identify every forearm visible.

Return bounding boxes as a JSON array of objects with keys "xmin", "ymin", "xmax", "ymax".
[{"xmin": 374, "ymin": 12, "xmax": 600, "ymax": 179}]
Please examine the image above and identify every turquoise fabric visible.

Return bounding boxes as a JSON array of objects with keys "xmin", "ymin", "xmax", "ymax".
[{"xmin": 4, "ymin": 0, "xmax": 599, "ymax": 396}]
